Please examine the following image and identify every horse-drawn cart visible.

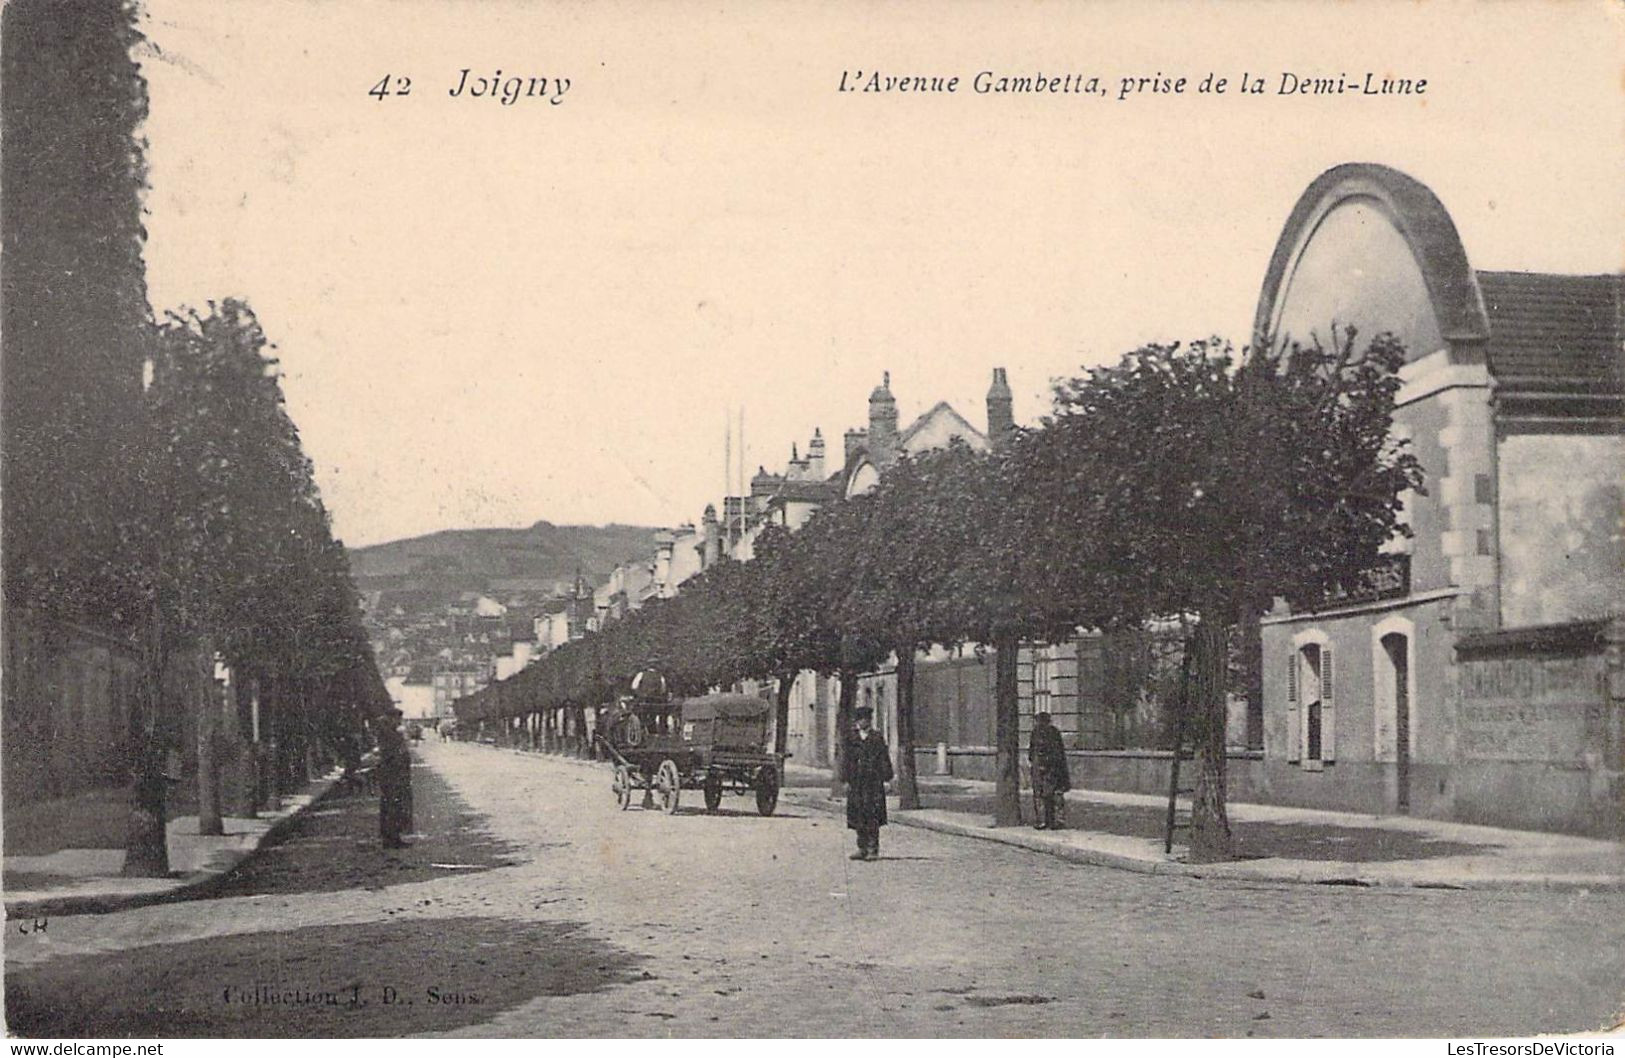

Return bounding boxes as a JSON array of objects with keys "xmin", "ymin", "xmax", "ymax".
[{"xmin": 596, "ymin": 693, "xmax": 783, "ymax": 816}]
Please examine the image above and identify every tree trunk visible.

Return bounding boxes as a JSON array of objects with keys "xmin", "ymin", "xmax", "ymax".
[
  {"xmin": 893, "ymin": 647, "xmax": 920, "ymax": 810},
  {"xmin": 1188, "ymin": 620, "xmax": 1233, "ymax": 862},
  {"xmin": 123, "ymin": 622, "xmax": 170, "ymax": 877},
  {"xmin": 991, "ymin": 632, "xmax": 1023, "ymax": 827},
  {"xmin": 196, "ymin": 650, "xmax": 223, "ymax": 836},
  {"xmin": 773, "ymin": 671, "xmax": 793, "ymax": 758},
  {"xmin": 245, "ymin": 674, "xmax": 264, "ymax": 816},
  {"xmin": 296, "ymin": 682, "xmax": 315, "ymax": 783},
  {"xmin": 271, "ymin": 673, "xmax": 297, "ymax": 801},
  {"xmin": 259, "ymin": 675, "xmax": 280, "ymax": 812},
  {"xmin": 830, "ymin": 668, "xmax": 855, "ymax": 798},
  {"xmin": 123, "ymin": 739, "xmax": 170, "ymax": 877}
]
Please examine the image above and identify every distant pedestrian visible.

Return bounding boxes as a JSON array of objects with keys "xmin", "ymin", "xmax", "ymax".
[
  {"xmin": 378, "ymin": 708, "xmax": 415, "ymax": 849},
  {"xmin": 1028, "ymin": 711, "xmax": 1071, "ymax": 830},
  {"xmin": 842, "ymin": 705, "xmax": 892, "ymax": 861}
]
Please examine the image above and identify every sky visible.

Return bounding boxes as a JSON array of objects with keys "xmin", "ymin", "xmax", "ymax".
[{"xmin": 135, "ymin": 0, "xmax": 1625, "ymax": 548}]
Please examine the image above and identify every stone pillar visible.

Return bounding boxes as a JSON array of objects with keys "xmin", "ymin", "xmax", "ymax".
[{"xmin": 1436, "ymin": 377, "xmax": 1499, "ymax": 631}]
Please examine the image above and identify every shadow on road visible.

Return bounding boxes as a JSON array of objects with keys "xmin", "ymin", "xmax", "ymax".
[
  {"xmin": 4, "ymin": 915, "xmax": 645, "ymax": 1037},
  {"xmin": 210, "ymin": 758, "xmax": 525, "ymax": 899}
]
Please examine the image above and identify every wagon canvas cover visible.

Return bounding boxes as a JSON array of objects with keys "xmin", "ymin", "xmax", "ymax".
[
  {"xmin": 681, "ymin": 694, "xmax": 771, "ymax": 751},
  {"xmin": 680, "ymin": 694, "xmax": 771, "ymax": 721}
]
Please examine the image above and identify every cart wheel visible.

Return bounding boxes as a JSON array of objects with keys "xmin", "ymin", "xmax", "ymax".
[
  {"xmin": 755, "ymin": 765, "xmax": 779, "ymax": 817},
  {"xmin": 612, "ymin": 765, "xmax": 634, "ymax": 811},
  {"xmin": 656, "ymin": 759, "xmax": 681, "ymax": 815},
  {"xmin": 703, "ymin": 773, "xmax": 723, "ymax": 813}
]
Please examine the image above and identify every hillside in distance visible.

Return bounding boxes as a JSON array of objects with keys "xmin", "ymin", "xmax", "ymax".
[{"xmin": 348, "ymin": 521, "xmax": 661, "ymax": 597}]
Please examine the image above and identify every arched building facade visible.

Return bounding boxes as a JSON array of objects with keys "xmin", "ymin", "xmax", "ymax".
[{"xmin": 1252, "ymin": 162, "xmax": 1623, "ymax": 835}]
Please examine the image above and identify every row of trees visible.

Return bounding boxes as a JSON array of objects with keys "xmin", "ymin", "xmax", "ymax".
[
  {"xmin": 2, "ymin": 0, "xmax": 382, "ymax": 875},
  {"xmin": 460, "ymin": 329, "xmax": 1421, "ymax": 861},
  {"xmin": 122, "ymin": 302, "xmax": 382, "ymax": 872}
]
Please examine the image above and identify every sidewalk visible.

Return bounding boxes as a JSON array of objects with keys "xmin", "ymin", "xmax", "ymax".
[
  {"xmin": 780, "ymin": 763, "xmax": 1625, "ymax": 891},
  {"xmin": 3, "ymin": 768, "xmax": 345, "ymax": 918}
]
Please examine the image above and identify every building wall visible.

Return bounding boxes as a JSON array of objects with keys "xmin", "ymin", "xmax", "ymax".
[
  {"xmin": 1259, "ymin": 595, "xmax": 1459, "ymax": 818},
  {"xmin": 899, "ymin": 405, "xmax": 986, "ymax": 455},
  {"xmin": 433, "ymin": 669, "xmax": 487, "ymax": 715},
  {"xmin": 1497, "ymin": 432, "xmax": 1625, "ymax": 628},
  {"xmin": 387, "ymin": 677, "xmax": 436, "ymax": 719},
  {"xmin": 780, "ymin": 498, "xmax": 822, "ymax": 532},
  {"xmin": 1452, "ymin": 624, "xmax": 1623, "ymax": 837},
  {"xmin": 2, "ymin": 612, "xmax": 142, "ymax": 805},
  {"xmin": 783, "ymin": 670, "xmax": 834, "ymax": 767},
  {"xmin": 1392, "ymin": 378, "xmax": 1451, "ymax": 592},
  {"xmin": 1272, "ymin": 197, "xmax": 1446, "ymax": 364},
  {"xmin": 666, "ymin": 528, "xmax": 703, "ymax": 594}
]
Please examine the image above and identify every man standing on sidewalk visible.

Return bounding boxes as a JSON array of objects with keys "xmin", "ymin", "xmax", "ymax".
[
  {"xmin": 843, "ymin": 705, "xmax": 892, "ymax": 860},
  {"xmin": 378, "ymin": 709, "xmax": 414, "ymax": 849},
  {"xmin": 1029, "ymin": 711, "xmax": 1071, "ymax": 830}
]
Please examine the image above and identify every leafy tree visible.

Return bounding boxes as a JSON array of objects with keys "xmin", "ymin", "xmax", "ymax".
[
  {"xmin": 2, "ymin": 0, "xmax": 152, "ymax": 633},
  {"xmin": 829, "ymin": 446, "xmax": 994, "ymax": 809},
  {"xmin": 1039, "ymin": 331, "xmax": 1420, "ymax": 860},
  {"xmin": 1, "ymin": 0, "xmax": 377, "ymax": 871},
  {"xmin": 117, "ymin": 301, "xmax": 375, "ymax": 859},
  {"xmin": 747, "ymin": 522, "xmax": 842, "ymax": 758},
  {"xmin": 905, "ymin": 436, "xmax": 1087, "ymax": 825},
  {"xmin": 776, "ymin": 498, "xmax": 889, "ymax": 796},
  {"xmin": 1, "ymin": 0, "xmax": 161, "ymax": 868}
]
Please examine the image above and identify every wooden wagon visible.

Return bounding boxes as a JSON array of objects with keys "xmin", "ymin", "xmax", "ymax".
[{"xmin": 595, "ymin": 693, "xmax": 783, "ymax": 816}]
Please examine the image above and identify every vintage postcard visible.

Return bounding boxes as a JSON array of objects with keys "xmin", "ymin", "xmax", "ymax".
[{"xmin": 3, "ymin": 0, "xmax": 1622, "ymax": 1046}]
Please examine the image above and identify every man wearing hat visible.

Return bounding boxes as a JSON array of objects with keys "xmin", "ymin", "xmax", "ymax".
[
  {"xmin": 1028, "ymin": 711, "xmax": 1071, "ymax": 830},
  {"xmin": 378, "ymin": 708, "xmax": 415, "ymax": 849},
  {"xmin": 842, "ymin": 704, "xmax": 892, "ymax": 860}
]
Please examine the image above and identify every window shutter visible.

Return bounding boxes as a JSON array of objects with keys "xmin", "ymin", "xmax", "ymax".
[
  {"xmin": 1285, "ymin": 649, "xmax": 1300, "ymax": 763},
  {"xmin": 1320, "ymin": 645, "xmax": 1336, "ymax": 762}
]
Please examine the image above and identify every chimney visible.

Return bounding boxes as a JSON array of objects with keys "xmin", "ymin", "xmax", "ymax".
[
  {"xmin": 868, "ymin": 371, "xmax": 898, "ymax": 453},
  {"xmin": 986, "ymin": 366, "xmax": 1013, "ymax": 441},
  {"xmin": 806, "ymin": 428, "xmax": 826, "ymax": 479},
  {"xmin": 701, "ymin": 503, "xmax": 720, "ymax": 567}
]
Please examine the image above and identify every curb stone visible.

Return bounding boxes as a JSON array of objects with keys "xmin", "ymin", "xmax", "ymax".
[
  {"xmin": 778, "ymin": 789, "xmax": 1625, "ymax": 894},
  {"xmin": 5, "ymin": 773, "xmax": 345, "ymax": 919}
]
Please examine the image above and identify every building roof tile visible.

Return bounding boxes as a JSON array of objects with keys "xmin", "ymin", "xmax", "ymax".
[{"xmin": 1476, "ymin": 271, "xmax": 1624, "ymax": 392}]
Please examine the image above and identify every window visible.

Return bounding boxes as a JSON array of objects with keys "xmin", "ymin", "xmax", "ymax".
[
  {"xmin": 1287, "ymin": 632, "xmax": 1335, "ymax": 769},
  {"xmin": 1033, "ymin": 646, "xmax": 1054, "ymax": 717}
]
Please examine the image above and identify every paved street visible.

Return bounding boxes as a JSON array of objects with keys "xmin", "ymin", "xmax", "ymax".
[{"xmin": 7, "ymin": 741, "xmax": 1624, "ymax": 1038}]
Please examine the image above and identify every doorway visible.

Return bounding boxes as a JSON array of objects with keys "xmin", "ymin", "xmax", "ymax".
[{"xmin": 1381, "ymin": 632, "xmax": 1411, "ymax": 811}]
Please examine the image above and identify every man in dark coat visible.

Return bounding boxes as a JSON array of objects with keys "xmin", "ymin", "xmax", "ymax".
[
  {"xmin": 378, "ymin": 709, "xmax": 415, "ymax": 849},
  {"xmin": 842, "ymin": 705, "xmax": 892, "ymax": 860},
  {"xmin": 1028, "ymin": 711, "xmax": 1071, "ymax": 830}
]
